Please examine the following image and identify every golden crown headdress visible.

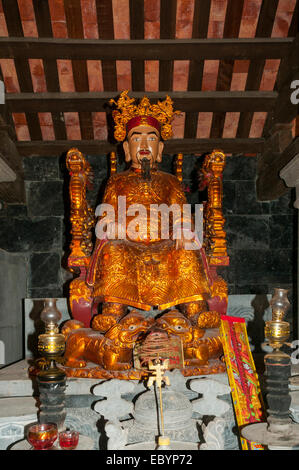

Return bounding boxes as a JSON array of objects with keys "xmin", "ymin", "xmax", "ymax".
[{"xmin": 109, "ymin": 91, "xmax": 181, "ymax": 142}]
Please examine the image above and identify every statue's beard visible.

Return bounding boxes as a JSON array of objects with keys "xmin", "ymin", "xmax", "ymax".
[{"xmin": 140, "ymin": 157, "xmax": 151, "ymax": 181}]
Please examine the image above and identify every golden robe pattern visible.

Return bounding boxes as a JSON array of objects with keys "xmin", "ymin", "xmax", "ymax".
[{"xmin": 88, "ymin": 167, "xmax": 211, "ymax": 310}]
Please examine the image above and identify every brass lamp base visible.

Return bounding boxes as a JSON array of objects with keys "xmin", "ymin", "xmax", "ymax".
[{"xmin": 37, "ymin": 365, "xmax": 66, "ymax": 382}]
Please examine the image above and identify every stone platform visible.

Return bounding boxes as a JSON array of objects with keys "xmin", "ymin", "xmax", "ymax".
[
  {"xmin": 11, "ymin": 434, "xmax": 94, "ymax": 450},
  {"xmin": 0, "ymin": 360, "xmax": 100, "ymax": 449},
  {"xmin": 0, "ymin": 359, "xmax": 241, "ymax": 450},
  {"xmin": 0, "ymin": 293, "xmax": 278, "ymax": 451},
  {"xmin": 0, "ymin": 396, "xmax": 37, "ymax": 450}
]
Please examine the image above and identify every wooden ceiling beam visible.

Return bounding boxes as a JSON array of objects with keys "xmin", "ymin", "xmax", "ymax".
[
  {"xmin": 159, "ymin": 0, "xmax": 177, "ymax": 91},
  {"xmin": 32, "ymin": 0, "xmax": 67, "ymax": 141},
  {"xmin": 184, "ymin": 0, "xmax": 211, "ymax": 139},
  {"xmin": 210, "ymin": 0, "xmax": 244, "ymax": 139},
  {"xmin": 6, "ymin": 91, "xmax": 277, "ymax": 113},
  {"xmin": 64, "ymin": 0, "xmax": 94, "ymax": 140},
  {"xmin": 2, "ymin": 0, "xmax": 42, "ymax": 141},
  {"xmin": 256, "ymin": 19, "xmax": 299, "ymax": 202},
  {"xmin": 236, "ymin": 0, "xmax": 279, "ymax": 138},
  {"xmin": 129, "ymin": 0, "xmax": 145, "ymax": 92},
  {"xmin": 0, "ymin": 37, "xmax": 293, "ymax": 61},
  {"xmin": 263, "ymin": 0, "xmax": 299, "ymax": 137},
  {"xmin": 16, "ymin": 138, "xmax": 264, "ymax": 157},
  {"xmin": 95, "ymin": 0, "xmax": 117, "ymax": 92},
  {"xmin": 95, "ymin": 0, "xmax": 117, "ymax": 141}
]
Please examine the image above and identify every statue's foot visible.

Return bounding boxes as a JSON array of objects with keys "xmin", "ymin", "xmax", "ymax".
[
  {"xmin": 64, "ymin": 358, "xmax": 87, "ymax": 368},
  {"xmin": 180, "ymin": 300, "xmax": 208, "ymax": 325},
  {"xmin": 92, "ymin": 302, "xmax": 127, "ymax": 333}
]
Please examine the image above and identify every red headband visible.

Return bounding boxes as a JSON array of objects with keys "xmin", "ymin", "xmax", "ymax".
[{"xmin": 126, "ymin": 116, "xmax": 161, "ymax": 134}]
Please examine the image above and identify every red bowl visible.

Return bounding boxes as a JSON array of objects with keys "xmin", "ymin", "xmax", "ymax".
[
  {"xmin": 59, "ymin": 430, "xmax": 79, "ymax": 450},
  {"xmin": 27, "ymin": 423, "xmax": 58, "ymax": 450}
]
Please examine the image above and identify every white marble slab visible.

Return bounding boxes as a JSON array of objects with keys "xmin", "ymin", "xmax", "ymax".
[{"xmin": 0, "ymin": 360, "xmax": 100, "ymax": 398}]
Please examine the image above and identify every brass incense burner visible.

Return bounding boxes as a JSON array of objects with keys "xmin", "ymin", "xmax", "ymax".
[
  {"xmin": 264, "ymin": 288, "xmax": 290, "ymax": 352},
  {"xmin": 37, "ymin": 299, "xmax": 66, "ymax": 381}
]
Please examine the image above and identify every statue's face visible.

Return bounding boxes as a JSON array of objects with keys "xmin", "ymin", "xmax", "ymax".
[{"xmin": 123, "ymin": 124, "xmax": 164, "ymax": 168}]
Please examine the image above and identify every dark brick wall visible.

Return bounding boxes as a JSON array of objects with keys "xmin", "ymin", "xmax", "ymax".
[
  {"xmin": 222, "ymin": 156, "xmax": 296, "ymax": 297},
  {"xmin": 162, "ymin": 153, "xmax": 296, "ymax": 299},
  {"xmin": 0, "ymin": 153, "xmax": 296, "ymax": 302}
]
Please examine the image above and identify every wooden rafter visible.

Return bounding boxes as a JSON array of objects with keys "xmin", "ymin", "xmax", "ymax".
[
  {"xmin": 184, "ymin": 0, "xmax": 211, "ymax": 139},
  {"xmin": 159, "ymin": 0, "xmax": 177, "ymax": 91},
  {"xmin": 64, "ymin": 0, "xmax": 94, "ymax": 140},
  {"xmin": 95, "ymin": 0, "xmax": 117, "ymax": 91},
  {"xmin": 263, "ymin": 0, "xmax": 299, "ymax": 138},
  {"xmin": 129, "ymin": 0, "xmax": 144, "ymax": 91},
  {"xmin": 1, "ymin": 0, "xmax": 42, "ymax": 141},
  {"xmin": 210, "ymin": 0, "xmax": 244, "ymax": 139},
  {"xmin": 32, "ymin": 0, "xmax": 67, "ymax": 140},
  {"xmin": 0, "ymin": 37, "xmax": 294, "ymax": 61},
  {"xmin": 236, "ymin": 0, "xmax": 279, "ymax": 139},
  {"xmin": 5, "ymin": 91, "xmax": 277, "ymax": 113},
  {"xmin": 0, "ymin": 0, "xmax": 297, "ymax": 167},
  {"xmin": 16, "ymin": 137, "xmax": 265, "ymax": 157}
]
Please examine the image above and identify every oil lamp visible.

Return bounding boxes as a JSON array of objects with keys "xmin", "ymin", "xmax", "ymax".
[
  {"xmin": 37, "ymin": 298, "xmax": 66, "ymax": 380},
  {"xmin": 241, "ymin": 288, "xmax": 299, "ymax": 449},
  {"xmin": 37, "ymin": 299, "xmax": 66, "ymax": 431},
  {"xmin": 264, "ymin": 288, "xmax": 291, "ymax": 354}
]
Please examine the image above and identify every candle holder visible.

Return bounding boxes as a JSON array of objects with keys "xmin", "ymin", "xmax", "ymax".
[{"xmin": 241, "ymin": 289, "xmax": 299, "ymax": 449}]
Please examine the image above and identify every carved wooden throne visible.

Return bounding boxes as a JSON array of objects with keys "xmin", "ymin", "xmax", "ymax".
[{"xmin": 65, "ymin": 148, "xmax": 229, "ymax": 327}]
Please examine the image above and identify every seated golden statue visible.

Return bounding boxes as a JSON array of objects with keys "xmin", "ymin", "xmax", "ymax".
[{"xmin": 62, "ymin": 91, "xmax": 229, "ymax": 378}]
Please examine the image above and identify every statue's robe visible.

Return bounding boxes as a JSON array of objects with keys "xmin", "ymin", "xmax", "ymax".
[{"xmin": 87, "ymin": 167, "xmax": 211, "ymax": 310}]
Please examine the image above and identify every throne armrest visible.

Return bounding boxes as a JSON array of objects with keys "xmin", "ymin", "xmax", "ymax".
[
  {"xmin": 200, "ymin": 149, "xmax": 229, "ymax": 267},
  {"xmin": 66, "ymin": 148, "xmax": 95, "ymax": 273}
]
